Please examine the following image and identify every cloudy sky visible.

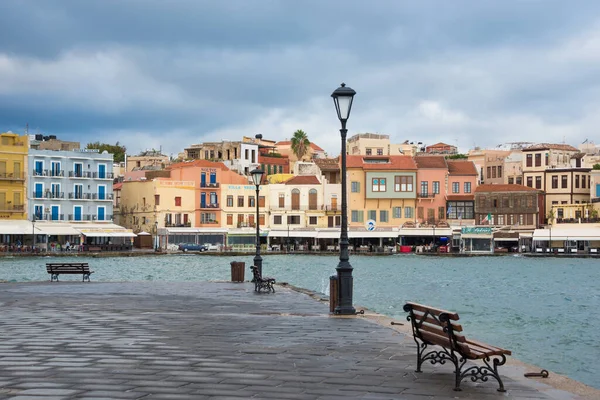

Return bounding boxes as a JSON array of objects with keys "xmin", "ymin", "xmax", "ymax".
[{"xmin": 1, "ymin": 1, "xmax": 599, "ymax": 157}]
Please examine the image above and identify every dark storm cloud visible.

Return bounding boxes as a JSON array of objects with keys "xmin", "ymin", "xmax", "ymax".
[{"xmin": 1, "ymin": 0, "xmax": 600, "ymax": 154}]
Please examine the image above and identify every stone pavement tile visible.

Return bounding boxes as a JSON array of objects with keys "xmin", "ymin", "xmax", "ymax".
[
  {"xmin": 145, "ymin": 395, "xmax": 209, "ymax": 400},
  {"xmin": 16, "ymin": 388, "xmax": 80, "ymax": 396},
  {"xmin": 79, "ymin": 390, "xmax": 148, "ymax": 399},
  {"xmin": 189, "ymin": 388, "xmax": 256, "ymax": 397}
]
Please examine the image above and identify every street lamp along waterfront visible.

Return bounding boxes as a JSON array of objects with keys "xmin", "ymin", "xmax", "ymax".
[
  {"xmin": 251, "ymin": 168, "xmax": 265, "ymax": 276},
  {"xmin": 331, "ymin": 83, "xmax": 356, "ymax": 315}
]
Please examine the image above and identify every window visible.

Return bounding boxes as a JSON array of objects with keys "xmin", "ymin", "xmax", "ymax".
[
  {"xmin": 508, "ymin": 177, "xmax": 514, "ymax": 184},
  {"xmin": 372, "ymin": 178, "xmax": 386, "ymax": 192},
  {"xmin": 395, "ymin": 176, "xmax": 413, "ymax": 192},
  {"xmin": 366, "ymin": 148, "xmax": 372, "ymax": 155},
  {"xmin": 287, "ymin": 215, "xmax": 300, "ymax": 224},
  {"xmin": 278, "ymin": 193, "xmax": 285, "ymax": 208},
  {"xmin": 351, "ymin": 182, "xmax": 360, "ymax": 192},
  {"xmin": 237, "ymin": 196, "xmax": 244, "ymax": 207},
  {"xmin": 557, "ymin": 208, "xmax": 564, "ymax": 219},
  {"xmin": 526, "ymin": 176, "xmax": 533, "ymax": 187},
  {"xmin": 273, "ymin": 215, "xmax": 282, "ymax": 225},
  {"xmin": 433, "ymin": 181, "xmax": 440, "ymax": 194},
  {"xmin": 527, "ymin": 196, "xmax": 534, "ymax": 207},
  {"xmin": 259, "ymin": 214, "xmax": 265, "ymax": 225},
  {"xmin": 526, "ymin": 154, "xmax": 532, "ymax": 167},
  {"xmin": 368, "ymin": 210, "xmax": 377, "ymax": 221},
  {"xmin": 404, "ymin": 207, "xmax": 413, "ymax": 218},
  {"xmin": 249, "ymin": 196, "xmax": 255, "ymax": 207},
  {"xmin": 502, "ymin": 196, "xmax": 509, "ymax": 208},
  {"xmin": 309, "ymin": 216, "xmax": 318, "ymax": 225},
  {"xmin": 420, "ymin": 181, "xmax": 428, "ymax": 196},
  {"xmin": 175, "ymin": 197, "xmax": 182, "ymax": 206},
  {"xmin": 545, "ymin": 153, "xmax": 549, "ymax": 165},
  {"xmin": 377, "ymin": 148, "xmax": 383, "ymax": 155},
  {"xmin": 498, "ymin": 166, "xmax": 502, "ymax": 178},
  {"xmin": 575, "ymin": 175, "xmax": 579, "ymax": 189},
  {"xmin": 393, "ymin": 207, "xmax": 402, "ymax": 218},
  {"xmin": 492, "ymin": 166, "xmax": 496, "ymax": 178},
  {"xmin": 493, "ymin": 198, "xmax": 498, "ymax": 208},
  {"xmin": 516, "ymin": 177, "xmax": 522, "ymax": 185},
  {"xmin": 227, "ymin": 196, "xmax": 233, "ymax": 207},
  {"xmin": 259, "ymin": 196, "xmax": 265, "ymax": 207},
  {"xmin": 438, "ymin": 207, "xmax": 445, "ymax": 220},
  {"xmin": 498, "ymin": 215, "xmax": 505, "ymax": 225},
  {"xmin": 487, "ymin": 166, "xmax": 491, "ymax": 179},
  {"xmin": 417, "ymin": 207, "xmax": 424, "ymax": 219},
  {"xmin": 535, "ymin": 153, "xmax": 541, "ymax": 167},
  {"xmin": 380, "ymin": 210, "xmax": 388, "ymax": 222},
  {"xmin": 452, "ymin": 182, "xmax": 459, "ymax": 193},
  {"xmin": 227, "ymin": 214, "xmax": 233, "ymax": 225},
  {"xmin": 446, "ymin": 201, "xmax": 474, "ymax": 219},
  {"xmin": 154, "ymin": 195, "xmax": 160, "ymax": 206},
  {"xmin": 351, "ymin": 210, "xmax": 364, "ymax": 222},
  {"xmin": 552, "ymin": 176, "xmax": 558, "ymax": 189},
  {"xmin": 464, "ymin": 182, "xmax": 471, "ymax": 193},
  {"xmin": 535, "ymin": 176, "xmax": 542, "ymax": 189},
  {"xmin": 561, "ymin": 175, "xmax": 568, "ymax": 189}
]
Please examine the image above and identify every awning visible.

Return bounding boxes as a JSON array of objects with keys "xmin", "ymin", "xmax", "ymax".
[
  {"xmin": 316, "ymin": 231, "xmax": 340, "ymax": 239},
  {"xmin": 0, "ymin": 220, "xmax": 34, "ymax": 235},
  {"xmin": 398, "ymin": 228, "xmax": 453, "ymax": 237},
  {"xmin": 79, "ymin": 230, "xmax": 137, "ymax": 238},
  {"xmin": 532, "ymin": 228, "xmax": 600, "ymax": 241},
  {"xmin": 36, "ymin": 224, "xmax": 81, "ymax": 236},
  {"xmin": 493, "ymin": 237, "xmax": 519, "ymax": 242},
  {"xmin": 462, "ymin": 234, "xmax": 493, "ymax": 239},
  {"xmin": 268, "ymin": 230, "xmax": 316, "ymax": 238},
  {"xmin": 165, "ymin": 227, "xmax": 228, "ymax": 234},
  {"xmin": 349, "ymin": 230, "xmax": 398, "ymax": 238}
]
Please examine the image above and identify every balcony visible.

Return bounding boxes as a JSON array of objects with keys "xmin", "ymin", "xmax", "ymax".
[
  {"xmin": 272, "ymin": 204, "xmax": 325, "ymax": 211},
  {"xmin": 92, "ymin": 172, "xmax": 115, "ymax": 179},
  {"xmin": 165, "ymin": 222, "xmax": 192, "ymax": 227},
  {"xmin": 40, "ymin": 214, "xmax": 65, "ymax": 221},
  {"xmin": 200, "ymin": 182, "xmax": 220, "ymax": 188},
  {"xmin": 0, "ymin": 204, "xmax": 25, "ymax": 212},
  {"xmin": 237, "ymin": 222, "xmax": 256, "ymax": 228},
  {"xmin": 34, "ymin": 192, "xmax": 65, "ymax": 199},
  {"xmin": 67, "ymin": 214, "xmax": 113, "ymax": 221},
  {"xmin": 34, "ymin": 170, "xmax": 64, "ymax": 177},
  {"xmin": 0, "ymin": 172, "xmax": 25, "ymax": 181},
  {"xmin": 68, "ymin": 192, "xmax": 93, "ymax": 200},
  {"xmin": 418, "ymin": 192, "xmax": 437, "ymax": 198},
  {"xmin": 556, "ymin": 217, "xmax": 600, "ymax": 224},
  {"xmin": 68, "ymin": 171, "xmax": 93, "ymax": 178},
  {"xmin": 200, "ymin": 202, "xmax": 219, "ymax": 209}
]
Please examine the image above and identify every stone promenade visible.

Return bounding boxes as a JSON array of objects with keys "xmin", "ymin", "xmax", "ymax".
[{"xmin": 0, "ymin": 281, "xmax": 591, "ymax": 399}]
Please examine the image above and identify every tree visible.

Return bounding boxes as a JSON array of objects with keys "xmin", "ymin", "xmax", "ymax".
[
  {"xmin": 446, "ymin": 154, "xmax": 468, "ymax": 160},
  {"xmin": 86, "ymin": 141, "xmax": 127, "ymax": 163},
  {"xmin": 291, "ymin": 130, "xmax": 310, "ymax": 161},
  {"xmin": 592, "ymin": 163, "xmax": 600, "ymax": 170}
]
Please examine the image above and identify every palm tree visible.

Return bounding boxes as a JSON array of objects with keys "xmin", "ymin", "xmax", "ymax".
[{"xmin": 291, "ymin": 130, "xmax": 310, "ymax": 161}]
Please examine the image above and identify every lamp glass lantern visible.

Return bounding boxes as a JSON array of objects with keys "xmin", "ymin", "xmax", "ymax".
[
  {"xmin": 331, "ymin": 83, "xmax": 356, "ymax": 122},
  {"xmin": 250, "ymin": 169, "xmax": 264, "ymax": 186}
]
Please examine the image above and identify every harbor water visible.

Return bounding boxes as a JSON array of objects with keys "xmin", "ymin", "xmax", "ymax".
[{"xmin": 1, "ymin": 253, "xmax": 598, "ymax": 389}]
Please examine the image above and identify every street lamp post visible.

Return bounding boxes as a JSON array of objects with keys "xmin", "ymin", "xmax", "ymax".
[
  {"xmin": 154, "ymin": 221, "xmax": 159, "ymax": 251},
  {"xmin": 32, "ymin": 215, "xmax": 36, "ymax": 252},
  {"xmin": 331, "ymin": 82, "xmax": 356, "ymax": 315},
  {"xmin": 251, "ymin": 168, "xmax": 265, "ymax": 276}
]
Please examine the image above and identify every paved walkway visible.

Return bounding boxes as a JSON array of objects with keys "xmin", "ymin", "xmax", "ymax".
[{"xmin": 0, "ymin": 281, "xmax": 592, "ymax": 399}]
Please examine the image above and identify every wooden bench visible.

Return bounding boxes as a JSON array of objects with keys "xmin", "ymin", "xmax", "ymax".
[
  {"xmin": 394, "ymin": 302, "xmax": 511, "ymax": 392},
  {"xmin": 250, "ymin": 265, "xmax": 275, "ymax": 293},
  {"xmin": 46, "ymin": 263, "xmax": 94, "ymax": 282}
]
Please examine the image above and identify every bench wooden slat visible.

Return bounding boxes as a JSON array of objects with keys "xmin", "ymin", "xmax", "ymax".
[
  {"xmin": 420, "ymin": 330, "xmax": 471, "ymax": 355},
  {"xmin": 418, "ymin": 322, "xmax": 466, "ymax": 343},
  {"xmin": 412, "ymin": 309, "xmax": 463, "ymax": 332},
  {"xmin": 406, "ymin": 302, "xmax": 460, "ymax": 320},
  {"xmin": 466, "ymin": 339, "xmax": 512, "ymax": 356}
]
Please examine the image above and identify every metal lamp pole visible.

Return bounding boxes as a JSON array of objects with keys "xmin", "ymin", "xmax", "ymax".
[
  {"xmin": 154, "ymin": 221, "xmax": 159, "ymax": 251},
  {"xmin": 251, "ymin": 169, "xmax": 265, "ymax": 275},
  {"xmin": 331, "ymin": 82, "xmax": 356, "ymax": 315},
  {"xmin": 32, "ymin": 215, "xmax": 36, "ymax": 252}
]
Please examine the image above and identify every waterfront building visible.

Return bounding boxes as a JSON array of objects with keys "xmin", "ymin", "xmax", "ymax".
[
  {"xmin": 346, "ymin": 133, "xmax": 419, "ymax": 156},
  {"xmin": 522, "ymin": 143, "xmax": 590, "ymax": 219},
  {"xmin": 28, "ymin": 148, "xmax": 114, "ymax": 223},
  {"xmin": 183, "ymin": 138, "xmax": 260, "ymax": 177},
  {"xmin": 29, "ymin": 134, "xmax": 80, "ymax": 151},
  {"xmin": 220, "ymin": 182, "xmax": 267, "ymax": 250},
  {"xmin": 414, "ymin": 156, "xmax": 449, "ymax": 224},
  {"xmin": 126, "ymin": 150, "xmax": 169, "ymax": 172},
  {"xmin": 0, "ymin": 132, "xmax": 28, "ymax": 221},
  {"xmin": 467, "ymin": 148, "xmax": 511, "ymax": 185},
  {"xmin": 504, "ymin": 150, "xmax": 524, "ymax": 185},
  {"xmin": 425, "ymin": 142, "xmax": 458, "ymax": 155},
  {"xmin": 275, "ymin": 140, "xmax": 326, "ymax": 162},
  {"xmin": 445, "ymin": 160, "xmax": 478, "ymax": 226}
]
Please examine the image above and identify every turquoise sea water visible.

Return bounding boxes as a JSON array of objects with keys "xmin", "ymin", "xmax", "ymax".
[{"xmin": 1, "ymin": 253, "xmax": 598, "ymax": 389}]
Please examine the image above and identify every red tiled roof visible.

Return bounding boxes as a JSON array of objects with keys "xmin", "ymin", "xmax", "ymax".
[
  {"xmin": 275, "ymin": 141, "xmax": 324, "ymax": 151},
  {"xmin": 523, "ymin": 143, "xmax": 579, "ymax": 152},
  {"xmin": 447, "ymin": 160, "xmax": 477, "ymax": 175},
  {"xmin": 414, "ymin": 156, "xmax": 447, "ymax": 169},
  {"xmin": 113, "ymin": 183, "xmax": 123, "ymax": 190},
  {"xmin": 475, "ymin": 184, "xmax": 538, "ymax": 193},
  {"xmin": 346, "ymin": 155, "xmax": 417, "ymax": 170},
  {"xmin": 314, "ymin": 157, "xmax": 340, "ymax": 171},
  {"xmin": 284, "ymin": 175, "xmax": 321, "ymax": 185},
  {"xmin": 446, "ymin": 195, "xmax": 474, "ymax": 201},
  {"xmin": 427, "ymin": 142, "xmax": 454, "ymax": 148},
  {"xmin": 168, "ymin": 159, "xmax": 228, "ymax": 170}
]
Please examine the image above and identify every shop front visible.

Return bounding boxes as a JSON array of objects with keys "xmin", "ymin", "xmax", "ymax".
[{"xmin": 460, "ymin": 227, "xmax": 493, "ymax": 254}]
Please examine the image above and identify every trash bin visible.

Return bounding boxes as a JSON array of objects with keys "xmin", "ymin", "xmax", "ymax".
[
  {"xmin": 230, "ymin": 261, "xmax": 245, "ymax": 282},
  {"xmin": 329, "ymin": 275, "xmax": 339, "ymax": 313}
]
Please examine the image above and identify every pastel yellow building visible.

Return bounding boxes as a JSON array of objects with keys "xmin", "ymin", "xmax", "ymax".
[{"xmin": 0, "ymin": 132, "xmax": 29, "ymax": 220}]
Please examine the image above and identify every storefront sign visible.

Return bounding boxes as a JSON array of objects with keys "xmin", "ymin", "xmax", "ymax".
[
  {"xmin": 227, "ymin": 185, "xmax": 258, "ymax": 190},
  {"xmin": 365, "ymin": 219, "xmax": 376, "ymax": 231},
  {"xmin": 461, "ymin": 227, "xmax": 492, "ymax": 235}
]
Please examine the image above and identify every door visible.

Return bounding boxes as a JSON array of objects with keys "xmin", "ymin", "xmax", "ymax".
[
  {"xmin": 0, "ymin": 161, "xmax": 6, "ymax": 177},
  {"xmin": 308, "ymin": 189, "xmax": 317, "ymax": 210},
  {"xmin": 51, "ymin": 183, "xmax": 60, "ymax": 198},
  {"xmin": 13, "ymin": 162, "xmax": 20, "ymax": 178},
  {"xmin": 291, "ymin": 189, "xmax": 300, "ymax": 210},
  {"xmin": 74, "ymin": 163, "xmax": 82, "ymax": 177},
  {"xmin": 74, "ymin": 206, "xmax": 82, "ymax": 221},
  {"xmin": 209, "ymin": 192, "xmax": 217, "ymax": 206},
  {"xmin": 75, "ymin": 184, "xmax": 83, "ymax": 199},
  {"xmin": 248, "ymin": 214, "xmax": 255, "ymax": 227},
  {"xmin": 98, "ymin": 164, "xmax": 106, "ymax": 179},
  {"xmin": 51, "ymin": 205, "xmax": 59, "ymax": 221},
  {"xmin": 34, "ymin": 183, "xmax": 43, "ymax": 198},
  {"xmin": 210, "ymin": 172, "xmax": 216, "ymax": 185},
  {"xmin": 328, "ymin": 216, "xmax": 334, "ymax": 228},
  {"xmin": 200, "ymin": 192, "xmax": 206, "ymax": 208},
  {"xmin": 331, "ymin": 197, "xmax": 338, "ymax": 211},
  {"xmin": 98, "ymin": 207, "xmax": 105, "ymax": 221},
  {"xmin": 51, "ymin": 161, "xmax": 61, "ymax": 176},
  {"xmin": 98, "ymin": 185, "xmax": 106, "ymax": 200},
  {"xmin": 13, "ymin": 192, "xmax": 20, "ymax": 210},
  {"xmin": 0, "ymin": 193, "xmax": 5, "ymax": 209},
  {"xmin": 35, "ymin": 161, "xmax": 43, "ymax": 176},
  {"xmin": 201, "ymin": 173, "xmax": 206, "ymax": 187},
  {"xmin": 596, "ymin": 184, "xmax": 600, "ymax": 198},
  {"xmin": 34, "ymin": 205, "xmax": 43, "ymax": 220}
]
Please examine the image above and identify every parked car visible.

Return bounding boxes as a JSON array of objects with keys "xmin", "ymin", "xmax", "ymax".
[
  {"xmin": 203, "ymin": 243, "xmax": 220, "ymax": 251},
  {"xmin": 178, "ymin": 243, "xmax": 207, "ymax": 252}
]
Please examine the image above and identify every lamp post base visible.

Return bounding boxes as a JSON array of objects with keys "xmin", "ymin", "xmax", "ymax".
[
  {"xmin": 254, "ymin": 254, "xmax": 263, "ymax": 276},
  {"xmin": 334, "ymin": 264, "xmax": 355, "ymax": 315}
]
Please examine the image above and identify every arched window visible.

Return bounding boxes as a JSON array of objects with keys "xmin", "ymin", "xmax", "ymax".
[
  {"xmin": 308, "ymin": 189, "xmax": 317, "ymax": 210},
  {"xmin": 291, "ymin": 189, "xmax": 300, "ymax": 210}
]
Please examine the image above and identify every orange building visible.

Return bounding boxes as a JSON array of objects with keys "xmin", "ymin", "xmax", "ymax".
[
  {"xmin": 446, "ymin": 160, "xmax": 478, "ymax": 224},
  {"xmin": 168, "ymin": 160, "xmax": 247, "ymax": 227},
  {"xmin": 414, "ymin": 156, "xmax": 449, "ymax": 223}
]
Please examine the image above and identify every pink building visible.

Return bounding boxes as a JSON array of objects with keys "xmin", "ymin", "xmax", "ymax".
[
  {"xmin": 446, "ymin": 160, "xmax": 478, "ymax": 224},
  {"xmin": 414, "ymin": 156, "xmax": 449, "ymax": 224}
]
